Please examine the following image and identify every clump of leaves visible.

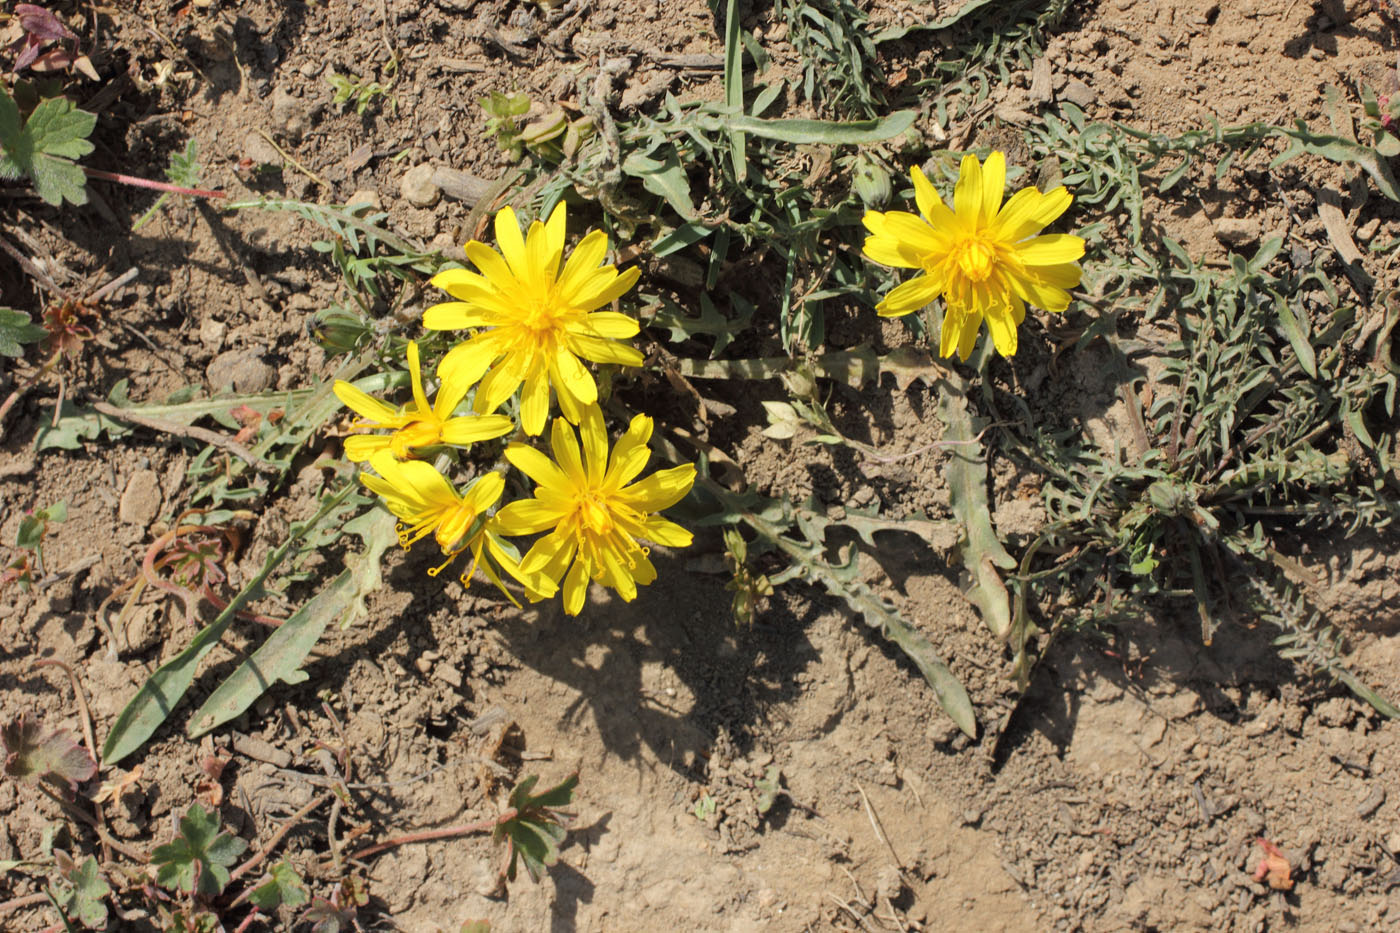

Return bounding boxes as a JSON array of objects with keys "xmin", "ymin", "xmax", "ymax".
[
  {"xmin": 151, "ymin": 802, "xmax": 248, "ymax": 897},
  {"xmin": 0, "ymin": 713, "xmax": 95, "ymax": 792},
  {"xmin": 493, "ymin": 772, "xmax": 578, "ymax": 883},
  {"xmin": 327, "ymin": 71, "xmax": 390, "ymax": 116},
  {"xmin": 4, "ymin": 4, "xmax": 98, "ymax": 79},
  {"xmin": 1004, "ymin": 230, "xmax": 1399, "ymax": 712},
  {"xmin": 0, "ymin": 499, "xmax": 65, "ymax": 592},
  {"xmin": 480, "ymin": 91, "xmax": 531, "ymax": 161},
  {"xmin": 0, "ymin": 84, "xmax": 96, "ymax": 205}
]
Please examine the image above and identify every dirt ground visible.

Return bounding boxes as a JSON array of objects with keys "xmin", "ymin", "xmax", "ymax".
[{"xmin": 3, "ymin": 0, "xmax": 1400, "ymax": 930}]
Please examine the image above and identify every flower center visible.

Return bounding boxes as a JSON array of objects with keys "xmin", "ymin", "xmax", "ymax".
[
  {"xmin": 579, "ymin": 494, "xmax": 614, "ymax": 536},
  {"xmin": 951, "ymin": 237, "xmax": 997, "ymax": 283}
]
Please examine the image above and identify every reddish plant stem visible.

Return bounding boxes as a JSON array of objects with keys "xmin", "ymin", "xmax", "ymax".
[
  {"xmin": 228, "ymin": 791, "xmax": 334, "ymax": 886},
  {"xmin": 34, "ymin": 785, "xmax": 148, "ymax": 863},
  {"xmin": 0, "ymin": 892, "xmax": 49, "ymax": 915},
  {"xmin": 81, "ymin": 167, "xmax": 226, "ymax": 199},
  {"xmin": 348, "ymin": 810, "xmax": 515, "ymax": 862}
]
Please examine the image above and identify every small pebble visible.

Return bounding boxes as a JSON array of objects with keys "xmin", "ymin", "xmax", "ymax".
[
  {"xmin": 207, "ymin": 349, "xmax": 274, "ymax": 394},
  {"xmin": 1214, "ymin": 216, "xmax": 1261, "ymax": 248},
  {"xmin": 400, "ymin": 163, "xmax": 441, "ymax": 208},
  {"xmin": 118, "ymin": 470, "xmax": 162, "ymax": 525}
]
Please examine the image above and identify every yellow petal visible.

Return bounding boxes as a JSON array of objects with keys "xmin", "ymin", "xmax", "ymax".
[
  {"xmin": 382, "ymin": 456, "xmax": 460, "ymax": 511},
  {"xmin": 522, "ymin": 530, "xmax": 577, "ymax": 581},
  {"xmin": 881, "ymin": 211, "xmax": 950, "ymax": 256},
  {"xmin": 440, "ymin": 414, "xmax": 514, "ymax": 446},
  {"xmin": 616, "ymin": 464, "xmax": 696, "ymax": 512},
  {"xmin": 552, "ymin": 349, "xmax": 598, "ymax": 406},
  {"xmin": 939, "ymin": 307, "xmax": 969, "ymax": 359},
  {"xmin": 996, "ymin": 186, "xmax": 1073, "ymax": 241},
  {"xmin": 519, "ymin": 363, "xmax": 551, "ymax": 438},
  {"xmin": 550, "ymin": 416, "xmax": 586, "ymax": 485},
  {"xmin": 955, "ymin": 310, "xmax": 982, "ymax": 360},
  {"xmin": 505, "ymin": 442, "xmax": 572, "ymax": 492},
  {"xmin": 494, "ymin": 207, "xmax": 528, "ymax": 279},
  {"xmin": 495, "ymin": 498, "xmax": 571, "ymax": 535},
  {"xmin": 422, "ymin": 300, "xmax": 494, "ymax": 331},
  {"xmin": 570, "ymin": 265, "xmax": 641, "ymax": 312},
  {"xmin": 1009, "ymin": 271, "xmax": 1077, "ymax": 313},
  {"xmin": 863, "ymin": 234, "xmax": 925, "ymax": 270},
  {"xmin": 579, "ymin": 405, "xmax": 609, "ymax": 485},
  {"xmin": 562, "ymin": 559, "xmax": 590, "ymax": 615},
  {"xmin": 604, "ymin": 414, "xmax": 653, "ymax": 492},
  {"xmin": 573, "ymin": 311, "xmax": 640, "ymax": 339},
  {"xmin": 642, "ymin": 517, "xmax": 693, "ymax": 548},
  {"xmin": 984, "ymin": 306, "xmax": 1019, "ymax": 358},
  {"xmin": 876, "ymin": 273, "xmax": 946, "ymax": 318},
  {"xmin": 464, "ymin": 471, "xmax": 505, "ymax": 512},
  {"xmin": 524, "ymin": 214, "xmax": 562, "ymax": 281},
  {"xmin": 405, "ymin": 341, "xmax": 431, "ymax": 414},
  {"xmin": 463, "ymin": 240, "xmax": 516, "ymax": 286},
  {"xmin": 438, "ymin": 335, "xmax": 503, "ymax": 401},
  {"xmin": 334, "ymin": 381, "xmax": 401, "ymax": 425},
  {"xmin": 911, "ymin": 167, "xmax": 943, "ymax": 221},
  {"xmin": 953, "ymin": 153, "xmax": 983, "ymax": 226},
  {"xmin": 476, "ymin": 348, "xmax": 530, "ymax": 416},
  {"xmin": 544, "ymin": 201, "xmax": 568, "ymax": 258},
  {"xmin": 978, "ymin": 151, "xmax": 1007, "ymax": 226},
  {"xmin": 567, "ymin": 334, "xmax": 644, "ymax": 367},
  {"xmin": 344, "ymin": 434, "xmax": 391, "ymax": 462},
  {"xmin": 555, "ymin": 230, "xmax": 610, "ymax": 296},
  {"xmin": 1013, "ymin": 233, "xmax": 1086, "ymax": 267}
]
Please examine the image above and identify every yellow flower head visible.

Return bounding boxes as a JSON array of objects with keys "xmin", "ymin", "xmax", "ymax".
[
  {"xmin": 424, "ymin": 203, "xmax": 643, "ymax": 437},
  {"xmin": 495, "ymin": 405, "xmax": 696, "ymax": 616},
  {"xmin": 862, "ymin": 151, "xmax": 1085, "ymax": 360},
  {"xmin": 333, "ymin": 341, "xmax": 514, "ymax": 462},
  {"xmin": 360, "ymin": 450, "xmax": 557, "ymax": 604}
]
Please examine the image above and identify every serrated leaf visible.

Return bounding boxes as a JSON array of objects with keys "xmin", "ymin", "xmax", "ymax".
[
  {"xmin": 150, "ymin": 802, "xmax": 247, "ymax": 897},
  {"xmin": 1, "ymin": 714, "xmax": 96, "ymax": 791},
  {"xmin": 937, "ymin": 374, "xmax": 1016, "ymax": 638},
  {"xmin": 25, "ymin": 97, "xmax": 96, "ymax": 161},
  {"xmin": 247, "ymin": 861, "xmax": 309, "ymax": 910},
  {"xmin": 0, "ymin": 307, "xmax": 47, "ymax": 358}
]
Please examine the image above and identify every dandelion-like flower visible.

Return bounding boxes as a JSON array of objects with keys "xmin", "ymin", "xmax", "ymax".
[
  {"xmin": 494, "ymin": 405, "xmax": 696, "ymax": 615},
  {"xmin": 424, "ymin": 204, "xmax": 643, "ymax": 437},
  {"xmin": 333, "ymin": 341, "xmax": 514, "ymax": 462},
  {"xmin": 361, "ymin": 450, "xmax": 556, "ymax": 603},
  {"xmin": 862, "ymin": 151, "xmax": 1085, "ymax": 360}
]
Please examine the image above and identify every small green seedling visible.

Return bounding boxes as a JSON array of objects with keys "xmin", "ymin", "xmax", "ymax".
[
  {"xmin": 1, "ymin": 500, "xmax": 67, "ymax": 592},
  {"xmin": 327, "ymin": 71, "xmax": 390, "ymax": 115}
]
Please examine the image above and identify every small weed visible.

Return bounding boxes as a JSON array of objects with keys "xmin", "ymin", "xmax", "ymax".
[
  {"xmin": 0, "ymin": 500, "xmax": 66, "ymax": 592},
  {"xmin": 327, "ymin": 70, "xmax": 391, "ymax": 116}
]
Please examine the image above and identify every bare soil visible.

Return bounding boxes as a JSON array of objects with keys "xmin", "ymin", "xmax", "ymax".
[{"xmin": 2, "ymin": 0, "xmax": 1399, "ymax": 931}]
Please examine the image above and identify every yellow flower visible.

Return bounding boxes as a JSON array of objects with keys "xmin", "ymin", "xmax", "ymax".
[
  {"xmin": 360, "ymin": 450, "xmax": 556, "ymax": 603},
  {"xmin": 333, "ymin": 341, "xmax": 514, "ymax": 462},
  {"xmin": 494, "ymin": 406, "xmax": 696, "ymax": 616},
  {"xmin": 424, "ymin": 203, "xmax": 643, "ymax": 437},
  {"xmin": 862, "ymin": 152, "xmax": 1085, "ymax": 360}
]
